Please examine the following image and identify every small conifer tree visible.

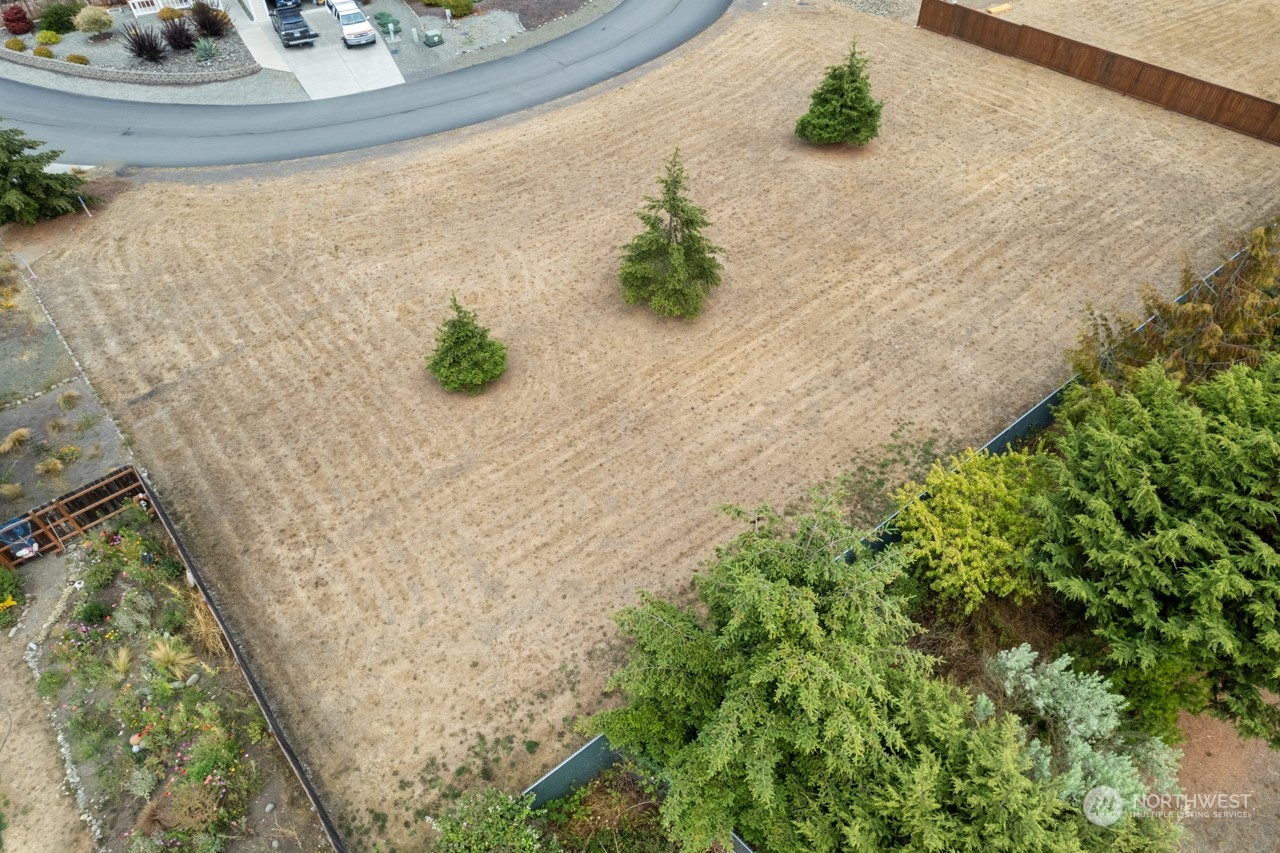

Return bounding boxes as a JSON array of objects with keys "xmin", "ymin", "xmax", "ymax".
[
  {"xmin": 618, "ymin": 149, "xmax": 723, "ymax": 319},
  {"xmin": 795, "ymin": 39, "xmax": 883, "ymax": 146},
  {"xmin": 0, "ymin": 122, "xmax": 92, "ymax": 226},
  {"xmin": 425, "ymin": 296, "xmax": 507, "ymax": 394}
]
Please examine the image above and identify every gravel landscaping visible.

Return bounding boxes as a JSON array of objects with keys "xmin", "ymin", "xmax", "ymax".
[
  {"xmin": 0, "ymin": 6, "xmax": 258, "ymax": 76},
  {"xmin": 0, "ymin": 0, "xmax": 625, "ymax": 102}
]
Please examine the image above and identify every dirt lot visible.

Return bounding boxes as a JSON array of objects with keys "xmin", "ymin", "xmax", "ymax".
[
  {"xmin": 1002, "ymin": 0, "xmax": 1280, "ymax": 101},
  {"xmin": 3, "ymin": 0, "xmax": 1279, "ymax": 849}
]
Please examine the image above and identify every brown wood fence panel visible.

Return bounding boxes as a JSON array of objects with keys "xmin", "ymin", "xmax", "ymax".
[
  {"xmin": 953, "ymin": 8, "xmax": 1021, "ymax": 55},
  {"xmin": 916, "ymin": 0, "xmax": 956, "ymax": 34},
  {"xmin": 915, "ymin": 0, "xmax": 1280, "ymax": 145}
]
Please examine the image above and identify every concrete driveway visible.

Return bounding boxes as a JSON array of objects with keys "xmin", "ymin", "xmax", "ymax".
[{"xmin": 237, "ymin": 2, "xmax": 405, "ymax": 98}]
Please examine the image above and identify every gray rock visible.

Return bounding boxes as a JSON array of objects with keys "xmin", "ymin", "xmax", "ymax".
[
  {"xmin": 264, "ymin": 802, "xmax": 276, "ymax": 814},
  {"xmin": 186, "ymin": 672, "xmax": 200, "ymax": 687},
  {"xmin": 168, "ymin": 681, "xmax": 183, "ymax": 689}
]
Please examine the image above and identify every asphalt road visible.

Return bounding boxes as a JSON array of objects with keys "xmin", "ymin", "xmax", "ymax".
[{"xmin": 0, "ymin": 0, "xmax": 731, "ymax": 167}]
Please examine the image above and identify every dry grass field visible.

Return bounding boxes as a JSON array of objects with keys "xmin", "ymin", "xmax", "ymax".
[
  {"xmin": 5, "ymin": 0, "xmax": 1280, "ymax": 849},
  {"xmin": 1003, "ymin": 0, "xmax": 1280, "ymax": 101}
]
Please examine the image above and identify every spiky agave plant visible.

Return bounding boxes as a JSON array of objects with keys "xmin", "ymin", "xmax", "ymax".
[{"xmin": 194, "ymin": 36, "xmax": 217, "ymax": 61}]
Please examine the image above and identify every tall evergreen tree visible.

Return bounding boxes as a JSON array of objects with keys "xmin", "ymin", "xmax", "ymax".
[
  {"xmin": 1036, "ymin": 354, "xmax": 1280, "ymax": 746},
  {"xmin": 618, "ymin": 149, "xmax": 723, "ymax": 319},
  {"xmin": 0, "ymin": 122, "xmax": 92, "ymax": 226},
  {"xmin": 592, "ymin": 498, "xmax": 1094, "ymax": 853},
  {"xmin": 795, "ymin": 39, "xmax": 883, "ymax": 146},
  {"xmin": 425, "ymin": 296, "xmax": 507, "ymax": 394}
]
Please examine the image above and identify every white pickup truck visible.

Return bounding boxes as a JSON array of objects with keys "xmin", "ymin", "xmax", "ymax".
[{"xmin": 324, "ymin": 0, "xmax": 376, "ymax": 48}]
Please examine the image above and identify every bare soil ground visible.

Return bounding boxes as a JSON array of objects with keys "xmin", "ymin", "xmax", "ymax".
[
  {"xmin": 1001, "ymin": 0, "xmax": 1280, "ymax": 101},
  {"xmin": 2, "ymin": 1, "xmax": 1279, "ymax": 850},
  {"xmin": 0, "ymin": 562, "xmax": 92, "ymax": 853}
]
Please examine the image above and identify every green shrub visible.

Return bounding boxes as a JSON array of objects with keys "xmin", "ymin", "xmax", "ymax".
[
  {"xmin": 1036, "ymin": 355, "xmax": 1280, "ymax": 746},
  {"xmin": 37, "ymin": 668, "xmax": 69, "ymax": 699},
  {"xmin": 37, "ymin": 3, "xmax": 83, "ymax": 34},
  {"xmin": 83, "ymin": 558, "xmax": 118, "ymax": 592},
  {"xmin": 65, "ymin": 52, "xmax": 88, "ymax": 64},
  {"xmin": 424, "ymin": 0, "xmax": 473, "ymax": 16},
  {"xmin": 35, "ymin": 29, "xmax": 60, "ymax": 44},
  {"xmin": 4, "ymin": 38, "xmax": 27, "ymax": 52},
  {"xmin": 435, "ymin": 789, "xmax": 542, "ymax": 853},
  {"xmin": 425, "ymin": 296, "xmax": 508, "ymax": 394},
  {"xmin": 72, "ymin": 5, "xmax": 113, "ymax": 34},
  {"xmin": 76, "ymin": 600, "xmax": 112, "ymax": 624},
  {"xmin": 894, "ymin": 448, "xmax": 1050, "ymax": 617},
  {"xmin": 31, "ymin": 44, "xmax": 52, "ymax": 56},
  {"xmin": 157, "ymin": 603, "xmax": 185, "ymax": 634},
  {"xmin": 156, "ymin": 554, "xmax": 185, "ymax": 581}
]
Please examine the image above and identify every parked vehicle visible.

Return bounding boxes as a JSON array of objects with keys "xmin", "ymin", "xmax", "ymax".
[
  {"xmin": 324, "ymin": 0, "xmax": 376, "ymax": 48},
  {"xmin": 0, "ymin": 516, "xmax": 38, "ymax": 560},
  {"xmin": 270, "ymin": 0, "xmax": 318, "ymax": 48}
]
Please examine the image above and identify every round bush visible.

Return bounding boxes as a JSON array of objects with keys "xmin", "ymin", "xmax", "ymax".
[
  {"xmin": 4, "ymin": 37, "xmax": 26, "ymax": 51},
  {"xmin": 2, "ymin": 4, "xmax": 33, "ymax": 35},
  {"xmin": 36, "ymin": 29, "xmax": 60, "ymax": 44},
  {"xmin": 156, "ymin": 5, "xmax": 183, "ymax": 20},
  {"xmin": 77, "ymin": 600, "xmax": 112, "ymax": 624},
  {"xmin": 72, "ymin": 5, "xmax": 113, "ymax": 34},
  {"xmin": 65, "ymin": 52, "xmax": 88, "ymax": 63},
  {"xmin": 32, "ymin": 43, "xmax": 52, "ymax": 56},
  {"xmin": 37, "ymin": 2, "xmax": 83, "ymax": 34},
  {"xmin": 425, "ymin": 0, "xmax": 472, "ymax": 16}
]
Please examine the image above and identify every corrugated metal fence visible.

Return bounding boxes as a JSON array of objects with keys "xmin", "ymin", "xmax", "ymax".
[{"xmin": 917, "ymin": 0, "xmax": 1280, "ymax": 145}]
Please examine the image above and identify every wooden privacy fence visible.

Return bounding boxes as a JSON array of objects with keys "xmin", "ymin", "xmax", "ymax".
[{"xmin": 916, "ymin": 0, "xmax": 1280, "ymax": 146}]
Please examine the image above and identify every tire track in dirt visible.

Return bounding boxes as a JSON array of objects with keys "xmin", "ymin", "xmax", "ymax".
[{"xmin": 17, "ymin": 2, "xmax": 1280, "ymax": 844}]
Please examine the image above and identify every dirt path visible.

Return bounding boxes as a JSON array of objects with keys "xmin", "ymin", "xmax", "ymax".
[
  {"xmin": 3, "ymin": 1, "xmax": 1279, "ymax": 849},
  {"xmin": 0, "ymin": 557, "xmax": 92, "ymax": 853}
]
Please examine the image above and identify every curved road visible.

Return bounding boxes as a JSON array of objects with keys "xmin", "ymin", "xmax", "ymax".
[{"xmin": 0, "ymin": 0, "xmax": 730, "ymax": 167}]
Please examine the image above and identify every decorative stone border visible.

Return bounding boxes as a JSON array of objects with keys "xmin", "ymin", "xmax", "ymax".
[{"xmin": 0, "ymin": 47, "xmax": 259, "ymax": 85}]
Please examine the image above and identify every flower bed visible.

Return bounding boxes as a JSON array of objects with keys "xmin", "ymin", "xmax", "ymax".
[{"xmin": 27, "ymin": 509, "xmax": 327, "ymax": 853}]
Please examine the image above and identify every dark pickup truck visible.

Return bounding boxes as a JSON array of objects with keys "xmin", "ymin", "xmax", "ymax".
[{"xmin": 270, "ymin": 0, "xmax": 318, "ymax": 48}]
